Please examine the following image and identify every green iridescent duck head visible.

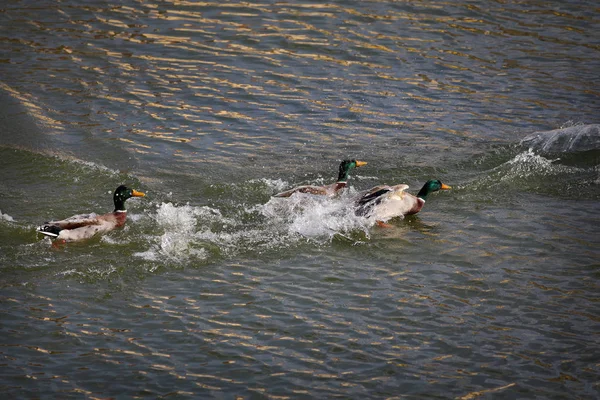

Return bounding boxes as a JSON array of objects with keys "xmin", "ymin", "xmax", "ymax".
[
  {"xmin": 416, "ymin": 180, "xmax": 451, "ymax": 200},
  {"xmin": 336, "ymin": 159, "xmax": 368, "ymax": 182},
  {"xmin": 113, "ymin": 185, "xmax": 145, "ymax": 212}
]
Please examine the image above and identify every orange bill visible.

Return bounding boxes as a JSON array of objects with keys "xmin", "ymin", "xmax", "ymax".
[
  {"xmin": 441, "ymin": 183, "xmax": 451, "ymax": 190},
  {"xmin": 132, "ymin": 189, "xmax": 146, "ymax": 197},
  {"xmin": 356, "ymin": 161, "xmax": 368, "ymax": 167}
]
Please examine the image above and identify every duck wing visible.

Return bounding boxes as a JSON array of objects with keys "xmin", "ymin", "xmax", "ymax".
[
  {"xmin": 355, "ymin": 184, "xmax": 410, "ymax": 217},
  {"xmin": 356, "ymin": 186, "xmax": 391, "ymax": 205},
  {"xmin": 355, "ymin": 186, "xmax": 393, "ymax": 216},
  {"xmin": 273, "ymin": 185, "xmax": 328, "ymax": 197},
  {"xmin": 37, "ymin": 213, "xmax": 101, "ymax": 237},
  {"xmin": 52, "ymin": 221, "xmax": 115, "ymax": 241}
]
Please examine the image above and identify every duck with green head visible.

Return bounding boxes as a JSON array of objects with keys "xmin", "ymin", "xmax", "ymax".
[
  {"xmin": 273, "ymin": 159, "xmax": 368, "ymax": 197},
  {"xmin": 355, "ymin": 179, "xmax": 451, "ymax": 225},
  {"xmin": 36, "ymin": 185, "xmax": 145, "ymax": 242}
]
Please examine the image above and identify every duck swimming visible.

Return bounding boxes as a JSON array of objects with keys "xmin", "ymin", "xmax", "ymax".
[
  {"xmin": 36, "ymin": 185, "xmax": 145, "ymax": 242},
  {"xmin": 355, "ymin": 179, "xmax": 451, "ymax": 225},
  {"xmin": 273, "ymin": 159, "xmax": 367, "ymax": 197}
]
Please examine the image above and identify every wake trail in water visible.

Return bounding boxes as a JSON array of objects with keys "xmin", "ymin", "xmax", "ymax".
[{"xmin": 461, "ymin": 147, "xmax": 599, "ymax": 200}]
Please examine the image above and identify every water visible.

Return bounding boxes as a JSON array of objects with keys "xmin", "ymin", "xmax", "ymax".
[{"xmin": 1, "ymin": 0, "xmax": 599, "ymax": 398}]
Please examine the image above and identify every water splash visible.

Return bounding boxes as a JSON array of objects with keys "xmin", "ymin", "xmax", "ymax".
[
  {"xmin": 464, "ymin": 149, "xmax": 598, "ymax": 199},
  {"xmin": 134, "ymin": 191, "xmax": 371, "ymax": 263},
  {"xmin": 501, "ymin": 149, "xmax": 565, "ymax": 180},
  {"xmin": 248, "ymin": 178, "xmax": 289, "ymax": 194},
  {"xmin": 0, "ymin": 210, "xmax": 15, "ymax": 222},
  {"xmin": 259, "ymin": 191, "xmax": 371, "ymax": 240},
  {"xmin": 134, "ymin": 202, "xmax": 221, "ymax": 263}
]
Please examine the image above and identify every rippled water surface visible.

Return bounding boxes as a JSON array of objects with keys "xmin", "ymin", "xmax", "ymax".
[{"xmin": 1, "ymin": 0, "xmax": 599, "ymax": 398}]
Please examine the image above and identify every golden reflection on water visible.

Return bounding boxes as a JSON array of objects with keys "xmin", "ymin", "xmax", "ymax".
[
  {"xmin": 2, "ymin": 1, "xmax": 598, "ymax": 394},
  {"xmin": 22, "ymin": 0, "xmax": 582, "ymax": 154}
]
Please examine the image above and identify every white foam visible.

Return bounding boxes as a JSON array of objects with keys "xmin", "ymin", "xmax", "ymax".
[
  {"xmin": 509, "ymin": 148, "xmax": 559, "ymax": 166},
  {"xmin": 0, "ymin": 210, "xmax": 15, "ymax": 222},
  {"xmin": 503, "ymin": 149, "xmax": 574, "ymax": 179},
  {"xmin": 249, "ymin": 178, "xmax": 289, "ymax": 193},
  {"xmin": 135, "ymin": 193, "xmax": 370, "ymax": 262},
  {"xmin": 355, "ymin": 174, "xmax": 380, "ymax": 181},
  {"xmin": 127, "ymin": 212, "xmax": 144, "ymax": 223},
  {"xmin": 259, "ymin": 190, "xmax": 371, "ymax": 241},
  {"xmin": 134, "ymin": 202, "xmax": 223, "ymax": 262},
  {"xmin": 468, "ymin": 149, "xmax": 585, "ymax": 193},
  {"xmin": 57, "ymin": 266, "xmax": 117, "ymax": 279}
]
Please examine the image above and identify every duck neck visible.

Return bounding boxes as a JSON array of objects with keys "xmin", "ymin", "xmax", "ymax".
[
  {"xmin": 337, "ymin": 167, "xmax": 350, "ymax": 183},
  {"xmin": 416, "ymin": 185, "xmax": 431, "ymax": 201},
  {"xmin": 114, "ymin": 199, "xmax": 127, "ymax": 213}
]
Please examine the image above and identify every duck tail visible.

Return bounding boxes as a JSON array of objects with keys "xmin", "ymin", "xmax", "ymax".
[{"xmin": 36, "ymin": 224, "xmax": 62, "ymax": 238}]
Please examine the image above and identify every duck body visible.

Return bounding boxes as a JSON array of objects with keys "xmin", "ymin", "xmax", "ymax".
[
  {"xmin": 273, "ymin": 181, "xmax": 347, "ymax": 198},
  {"xmin": 274, "ymin": 160, "xmax": 367, "ymax": 198},
  {"xmin": 37, "ymin": 211, "xmax": 128, "ymax": 241},
  {"xmin": 36, "ymin": 185, "xmax": 145, "ymax": 242},
  {"xmin": 355, "ymin": 180, "xmax": 450, "ymax": 223}
]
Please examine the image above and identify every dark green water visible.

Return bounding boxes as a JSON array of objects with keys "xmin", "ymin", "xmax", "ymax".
[{"xmin": 1, "ymin": 0, "xmax": 599, "ymax": 398}]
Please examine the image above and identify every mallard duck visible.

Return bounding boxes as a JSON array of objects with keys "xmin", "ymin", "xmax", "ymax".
[
  {"xmin": 273, "ymin": 159, "xmax": 367, "ymax": 197},
  {"xmin": 355, "ymin": 179, "xmax": 451, "ymax": 224},
  {"xmin": 36, "ymin": 185, "xmax": 145, "ymax": 242}
]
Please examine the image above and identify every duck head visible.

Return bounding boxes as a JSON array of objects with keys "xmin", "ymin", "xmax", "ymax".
[
  {"xmin": 113, "ymin": 185, "xmax": 145, "ymax": 212},
  {"xmin": 416, "ymin": 180, "xmax": 451, "ymax": 200},
  {"xmin": 337, "ymin": 159, "xmax": 367, "ymax": 182}
]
